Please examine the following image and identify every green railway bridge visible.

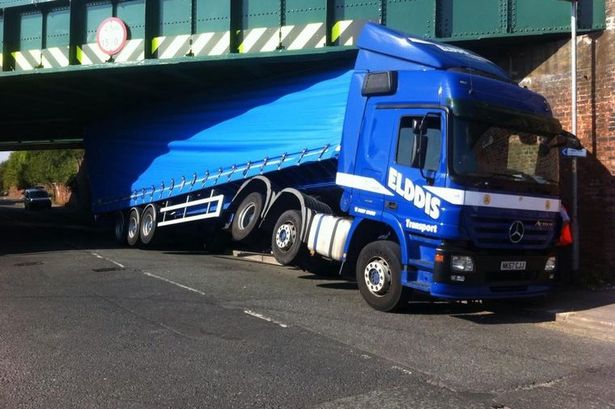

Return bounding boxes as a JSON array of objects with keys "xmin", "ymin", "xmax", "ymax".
[{"xmin": 0, "ymin": 0, "xmax": 606, "ymax": 150}]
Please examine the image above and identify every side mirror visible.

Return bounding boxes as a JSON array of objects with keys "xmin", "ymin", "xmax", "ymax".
[
  {"xmin": 554, "ymin": 131, "xmax": 581, "ymax": 149},
  {"xmin": 412, "ymin": 118, "xmax": 422, "ymax": 135},
  {"xmin": 564, "ymin": 131, "xmax": 582, "ymax": 149}
]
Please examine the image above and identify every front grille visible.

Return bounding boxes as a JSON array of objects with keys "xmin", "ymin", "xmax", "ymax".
[
  {"xmin": 466, "ymin": 213, "xmax": 556, "ymax": 250},
  {"xmin": 489, "ymin": 285, "xmax": 528, "ymax": 293},
  {"xmin": 486, "ymin": 270, "xmax": 538, "ymax": 282}
]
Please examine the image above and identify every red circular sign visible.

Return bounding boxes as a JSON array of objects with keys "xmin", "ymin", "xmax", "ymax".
[{"xmin": 96, "ymin": 17, "xmax": 128, "ymax": 56}]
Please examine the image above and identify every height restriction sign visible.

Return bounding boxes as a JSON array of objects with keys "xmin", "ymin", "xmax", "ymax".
[{"xmin": 96, "ymin": 17, "xmax": 128, "ymax": 56}]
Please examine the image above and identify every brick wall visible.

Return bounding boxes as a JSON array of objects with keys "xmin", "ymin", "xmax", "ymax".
[{"xmin": 476, "ymin": 0, "xmax": 615, "ymax": 281}]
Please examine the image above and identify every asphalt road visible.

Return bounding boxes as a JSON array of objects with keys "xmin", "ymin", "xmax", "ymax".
[{"xmin": 1, "ymin": 199, "xmax": 614, "ymax": 409}]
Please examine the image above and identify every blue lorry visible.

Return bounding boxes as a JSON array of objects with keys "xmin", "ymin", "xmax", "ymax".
[{"xmin": 86, "ymin": 23, "xmax": 577, "ymax": 311}]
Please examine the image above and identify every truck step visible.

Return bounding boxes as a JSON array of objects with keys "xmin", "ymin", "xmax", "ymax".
[{"xmin": 230, "ymin": 250, "xmax": 281, "ymax": 266}]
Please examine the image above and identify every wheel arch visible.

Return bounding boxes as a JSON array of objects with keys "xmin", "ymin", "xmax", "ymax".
[
  {"xmin": 261, "ymin": 188, "xmax": 333, "ymax": 242},
  {"xmin": 341, "ymin": 215, "xmax": 408, "ymax": 276},
  {"xmin": 229, "ymin": 176, "xmax": 276, "ymax": 218}
]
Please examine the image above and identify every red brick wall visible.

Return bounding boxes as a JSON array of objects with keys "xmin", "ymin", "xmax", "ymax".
[{"xmin": 477, "ymin": 0, "xmax": 615, "ymax": 281}]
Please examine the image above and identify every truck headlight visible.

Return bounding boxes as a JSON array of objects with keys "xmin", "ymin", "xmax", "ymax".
[
  {"xmin": 544, "ymin": 256, "xmax": 556, "ymax": 272},
  {"xmin": 451, "ymin": 255, "xmax": 474, "ymax": 272}
]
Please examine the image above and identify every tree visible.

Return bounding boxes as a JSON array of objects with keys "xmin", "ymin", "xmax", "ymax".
[
  {"xmin": 0, "ymin": 161, "xmax": 6, "ymax": 194},
  {"xmin": 1, "ymin": 151, "xmax": 28, "ymax": 190},
  {"xmin": 1, "ymin": 150, "xmax": 84, "ymax": 197}
]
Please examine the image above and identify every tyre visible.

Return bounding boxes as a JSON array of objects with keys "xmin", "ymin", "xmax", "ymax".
[
  {"xmin": 126, "ymin": 208, "xmax": 141, "ymax": 246},
  {"xmin": 231, "ymin": 192, "xmax": 264, "ymax": 241},
  {"xmin": 271, "ymin": 209, "xmax": 304, "ymax": 265},
  {"xmin": 140, "ymin": 205, "xmax": 158, "ymax": 245},
  {"xmin": 114, "ymin": 211, "xmax": 127, "ymax": 245},
  {"xmin": 356, "ymin": 240, "xmax": 411, "ymax": 312}
]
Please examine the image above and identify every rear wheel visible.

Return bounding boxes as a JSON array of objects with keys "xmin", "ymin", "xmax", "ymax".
[
  {"xmin": 114, "ymin": 211, "xmax": 127, "ymax": 245},
  {"xmin": 271, "ymin": 209, "xmax": 304, "ymax": 265},
  {"xmin": 231, "ymin": 192, "xmax": 264, "ymax": 242},
  {"xmin": 356, "ymin": 240, "xmax": 411, "ymax": 312},
  {"xmin": 140, "ymin": 205, "xmax": 158, "ymax": 245},
  {"xmin": 126, "ymin": 208, "xmax": 141, "ymax": 246}
]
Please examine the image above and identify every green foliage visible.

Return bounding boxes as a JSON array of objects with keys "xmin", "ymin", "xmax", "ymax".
[
  {"xmin": 1, "ymin": 150, "xmax": 83, "ymax": 191},
  {"xmin": 0, "ymin": 161, "xmax": 6, "ymax": 190}
]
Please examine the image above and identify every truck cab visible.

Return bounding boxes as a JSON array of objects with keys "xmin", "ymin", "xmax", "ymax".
[{"xmin": 336, "ymin": 24, "xmax": 568, "ymax": 307}]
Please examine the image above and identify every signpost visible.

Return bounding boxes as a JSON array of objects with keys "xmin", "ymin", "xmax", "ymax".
[
  {"xmin": 562, "ymin": 148, "xmax": 587, "ymax": 158},
  {"xmin": 570, "ymin": 0, "xmax": 580, "ymax": 274}
]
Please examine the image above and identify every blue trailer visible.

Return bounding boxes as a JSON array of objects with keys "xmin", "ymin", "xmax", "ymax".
[{"xmin": 86, "ymin": 23, "xmax": 578, "ymax": 311}]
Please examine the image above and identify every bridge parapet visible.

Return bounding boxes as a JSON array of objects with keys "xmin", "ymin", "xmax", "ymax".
[{"xmin": 0, "ymin": 0, "xmax": 606, "ymax": 75}]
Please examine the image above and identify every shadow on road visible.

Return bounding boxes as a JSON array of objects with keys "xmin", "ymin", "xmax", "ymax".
[{"xmin": 2, "ymin": 198, "xmax": 613, "ymax": 325}]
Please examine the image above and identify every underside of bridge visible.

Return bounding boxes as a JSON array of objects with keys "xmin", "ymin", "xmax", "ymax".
[{"xmin": 0, "ymin": 0, "xmax": 606, "ymax": 150}]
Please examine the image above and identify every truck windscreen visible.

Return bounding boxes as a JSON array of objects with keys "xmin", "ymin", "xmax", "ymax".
[{"xmin": 451, "ymin": 118, "xmax": 559, "ymax": 194}]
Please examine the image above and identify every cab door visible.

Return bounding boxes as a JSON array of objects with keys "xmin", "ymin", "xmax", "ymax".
[
  {"xmin": 347, "ymin": 103, "xmax": 399, "ymax": 218},
  {"xmin": 384, "ymin": 108, "xmax": 446, "ymax": 229}
]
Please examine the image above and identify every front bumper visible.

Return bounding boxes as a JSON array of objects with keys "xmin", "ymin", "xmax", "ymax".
[{"xmin": 429, "ymin": 242, "xmax": 555, "ymax": 299}]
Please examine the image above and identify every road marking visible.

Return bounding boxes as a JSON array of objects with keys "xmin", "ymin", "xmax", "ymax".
[
  {"xmin": 90, "ymin": 252, "xmax": 125, "ymax": 268},
  {"xmin": 391, "ymin": 365, "xmax": 413, "ymax": 375},
  {"xmin": 141, "ymin": 271, "xmax": 206, "ymax": 296},
  {"xmin": 88, "ymin": 251, "xmax": 288, "ymax": 329},
  {"xmin": 243, "ymin": 309, "xmax": 288, "ymax": 328}
]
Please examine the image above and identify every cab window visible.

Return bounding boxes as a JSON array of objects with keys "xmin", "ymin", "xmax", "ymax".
[{"xmin": 396, "ymin": 116, "xmax": 441, "ymax": 172}]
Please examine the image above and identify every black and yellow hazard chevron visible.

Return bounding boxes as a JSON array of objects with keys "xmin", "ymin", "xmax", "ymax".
[
  {"xmin": 11, "ymin": 47, "xmax": 70, "ymax": 70},
  {"xmin": 331, "ymin": 20, "xmax": 369, "ymax": 47},
  {"xmin": 238, "ymin": 22, "xmax": 326, "ymax": 53},
  {"xmin": 152, "ymin": 32, "xmax": 231, "ymax": 59},
  {"xmin": 76, "ymin": 39, "xmax": 145, "ymax": 65},
  {"xmin": 11, "ymin": 49, "xmax": 42, "ymax": 71},
  {"xmin": 42, "ymin": 47, "xmax": 70, "ymax": 68}
]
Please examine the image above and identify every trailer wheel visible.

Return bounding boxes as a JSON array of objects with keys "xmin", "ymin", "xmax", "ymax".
[
  {"xmin": 126, "ymin": 208, "xmax": 141, "ymax": 247},
  {"xmin": 231, "ymin": 192, "xmax": 264, "ymax": 241},
  {"xmin": 140, "ymin": 205, "xmax": 158, "ymax": 245},
  {"xmin": 114, "ymin": 211, "xmax": 127, "ymax": 245},
  {"xmin": 356, "ymin": 241, "xmax": 411, "ymax": 312},
  {"xmin": 271, "ymin": 209, "xmax": 304, "ymax": 265}
]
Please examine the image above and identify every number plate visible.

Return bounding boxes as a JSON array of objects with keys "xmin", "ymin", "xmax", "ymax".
[{"xmin": 500, "ymin": 261, "xmax": 526, "ymax": 271}]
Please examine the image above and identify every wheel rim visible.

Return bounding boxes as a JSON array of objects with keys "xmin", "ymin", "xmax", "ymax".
[
  {"xmin": 275, "ymin": 222, "xmax": 296, "ymax": 251},
  {"xmin": 128, "ymin": 215, "xmax": 138, "ymax": 239},
  {"xmin": 143, "ymin": 212, "xmax": 154, "ymax": 236},
  {"xmin": 237, "ymin": 202, "xmax": 256, "ymax": 231},
  {"xmin": 364, "ymin": 257, "xmax": 391, "ymax": 296}
]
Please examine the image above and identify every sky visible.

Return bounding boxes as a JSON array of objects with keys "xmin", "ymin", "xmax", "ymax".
[{"xmin": 0, "ymin": 152, "xmax": 10, "ymax": 163}]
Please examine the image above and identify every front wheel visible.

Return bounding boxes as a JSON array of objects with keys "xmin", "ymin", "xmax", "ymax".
[
  {"xmin": 271, "ymin": 209, "xmax": 304, "ymax": 265},
  {"xmin": 356, "ymin": 241, "xmax": 411, "ymax": 312}
]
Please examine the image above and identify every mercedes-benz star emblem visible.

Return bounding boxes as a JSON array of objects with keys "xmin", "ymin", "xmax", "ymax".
[{"xmin": 509, "ymin": 221, "xmax": 525, "ymax": 243}]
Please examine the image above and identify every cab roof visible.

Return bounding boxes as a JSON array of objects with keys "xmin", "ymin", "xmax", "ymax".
[{"xmin": 356, "ymin": 23, "xmax": 511, "ymax": 82}]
